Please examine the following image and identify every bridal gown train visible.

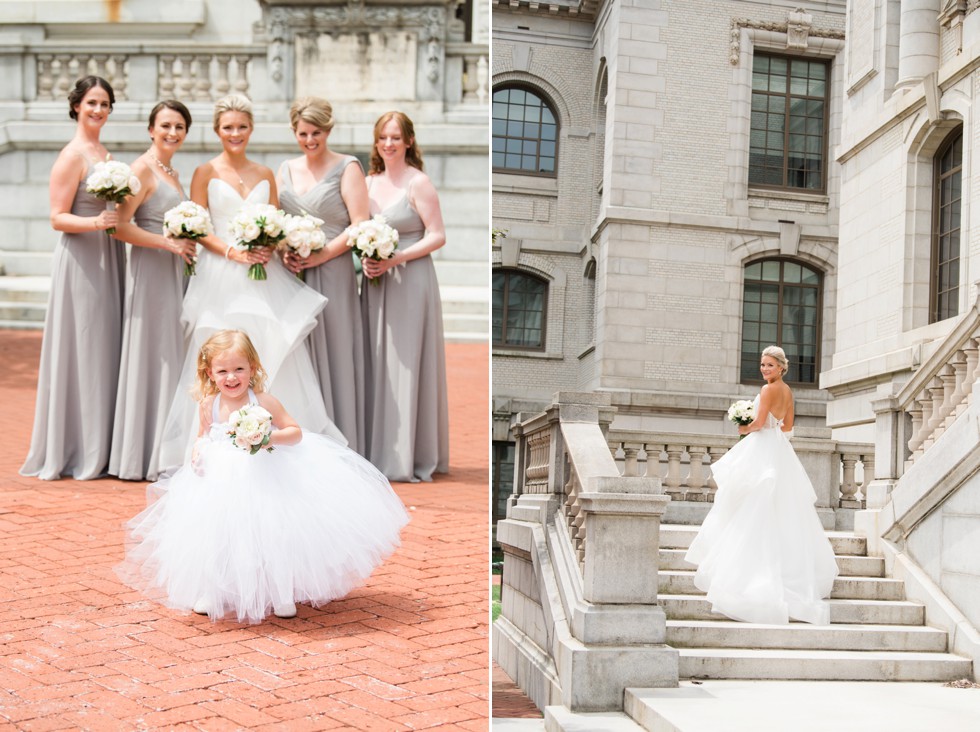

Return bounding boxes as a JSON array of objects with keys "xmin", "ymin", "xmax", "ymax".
[
  {"xmin": 685, "ymin": 396, "xmax": 839, "ymax": 625},
  {"xmin": 155, "ymin": 178, "xmax": 344, "ymax": 474}
]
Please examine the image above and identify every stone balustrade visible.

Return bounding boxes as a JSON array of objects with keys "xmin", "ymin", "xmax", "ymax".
[
  {"xmin": 30, "ymin": 46, "xmax": 264, "ymax": 104},
  {"xmin": 445, "ymin": 42, "xmax": 489, "ymax": 106},
  {"xmin": 607, "ymin": 430, "xmax": 874, "ymax": 509}
]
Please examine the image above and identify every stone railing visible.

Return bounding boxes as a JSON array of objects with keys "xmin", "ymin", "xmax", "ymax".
[
  {"xmin": 445, "ymin": 42, "xmax": 489, "ymax": 105},
  {"xmin": 31, "ymin": 45, "xmax": 264, "ymax": 104},
  {"xmin": 499, "ymin": 392, "xmax": 677, "ymax": 712},
  {"xmin": 607, "ymin": 430, "xmax": 874, "ymax": 509}
]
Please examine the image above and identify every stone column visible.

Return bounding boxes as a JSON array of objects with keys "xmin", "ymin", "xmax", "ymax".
[
  {"xmin": 867, "ymin": 394, "xmax": 902, "ymax": 509},
  {"xmin": 895, "ymin": 0, "xmax": 940, "ymax": 92}
]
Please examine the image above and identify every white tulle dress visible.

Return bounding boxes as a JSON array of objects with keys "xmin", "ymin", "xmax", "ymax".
[
  {"xmin": 118, "ymin": 390, "xmax": 409, "ymax": 624},
  {"xmin": 156, "ymin": 178, "xmax": 344, "ymax": 475},
  {"xmin": 685, "ymin": 396, "xmax": 839, "ymax": 625}
]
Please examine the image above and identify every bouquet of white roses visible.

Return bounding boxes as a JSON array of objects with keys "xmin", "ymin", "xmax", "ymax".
[
  {"xmin": 345, "ymin": 214, "xmax": 399, "ymax": 286},
  {"xmin": 85, "ymin": 157, "xmax": 141, "ymax": 235},
  {"xmin": 162, "ymin": 200, "xmax": 213, "ymax": 276},
  {"xmin": 282, "ymin": 212, "xmax": 327, "ymax": 259},
  {"xmin": 727, "ymin": 399, "xmax": 756, "ymax": 438},
  {"xmin": 226, "ymin": 403, "xmax": 275, "ymax": 455},
  {"xmin": 230, "ymin": 204, "xmax": 287, "ymax": 280}
]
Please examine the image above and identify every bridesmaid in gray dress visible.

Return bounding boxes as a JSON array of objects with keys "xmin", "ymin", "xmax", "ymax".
[
  {"xmin": 360, "ymin": 111, "xmax": 449, "ymax": 482},
  {"xmin": 21, "ymin": 76, "xmax": 125, "ymax": 480},
  {"xmin": 109, "ymin": 101, "xmax": 197, "ymax": 480},
  {"xmin": 279, "ymin": 97, "xmax": 368, "ymax": 453}
]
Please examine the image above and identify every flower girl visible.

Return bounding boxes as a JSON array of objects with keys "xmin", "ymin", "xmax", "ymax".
[{"xmin": 118, "ymin": 330, "xmax": 409, "ymax": 623}]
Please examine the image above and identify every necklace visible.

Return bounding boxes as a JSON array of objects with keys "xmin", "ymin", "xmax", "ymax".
[{"xmin": 149, "ymin": 153, "xmax": 177, "ymax": 178}]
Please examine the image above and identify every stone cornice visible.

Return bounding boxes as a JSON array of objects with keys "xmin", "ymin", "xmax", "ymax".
[
  {"xmin": 729, "ymin": 15, "xmax": 845, "ymax": 65},
  {"xmin": 491, "ymin": 0, "xmax": 597, "ymax": 21}
]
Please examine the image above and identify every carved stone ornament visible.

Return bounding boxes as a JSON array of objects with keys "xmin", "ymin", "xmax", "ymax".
[
  {"xmin": 939, "ymin": 0, "xmax": 968, "ymax": 26},
  {"xmin": 786, "ymin": 7, "xmax": 813, "ymax": 50},
  {"xmin": 729, "ymin": 16, "xmax": 845, "ymax": 65},
  {"xmin": 257, "ymin": 1, "xmax": 446, "ymax": 39}
]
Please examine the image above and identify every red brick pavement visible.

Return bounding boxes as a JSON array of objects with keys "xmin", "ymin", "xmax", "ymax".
[{"xmin": 0, "ymin": 331, "xmax": 489, "ymax": 731}]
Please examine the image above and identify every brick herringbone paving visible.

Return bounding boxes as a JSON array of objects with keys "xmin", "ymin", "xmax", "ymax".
[{"xmin": 0, "ymin": 331, "xmax": 489, "ymax": 731}]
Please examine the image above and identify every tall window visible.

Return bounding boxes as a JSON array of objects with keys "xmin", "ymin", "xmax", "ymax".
[
  {"xmin": 932, "ymin": 128, "xmax": 963, "ymax": 323},
  {"xmin": 492, "ymin": 86, "xmax": 558, "ymax": 175},
  {"xmin": 492, "ymin": 441, "xmax": 515, "ymax": 528},
  {"xmin": 493, "ymin": 269, "xmax": 547, "ymax": 350},
  {"xmin": 741, "ymin": 259, "xmax": 821, "ymax": 384},
  {"xmin": 749, "ymin": 54, "xmax": 829, "ymax": 191}
]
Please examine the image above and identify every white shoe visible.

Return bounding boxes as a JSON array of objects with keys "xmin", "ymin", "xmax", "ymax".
[
  {"xmin": 273, "ymin": 601, "xmax": 297, "ymax": 619},
  {"xmin": 192, "ymin": 599, "xmax": 209, "ymax": 615}
]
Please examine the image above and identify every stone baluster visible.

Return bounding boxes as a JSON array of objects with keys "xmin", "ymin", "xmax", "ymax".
[
  {"xmin": 53, "ymin": 55, "xmax": 73, "ymax": 99},
  {"xmin": 194, "ymin": 55, "xmax": 213, "ymax": 101},
  {"xmin": 564, "ymin": 469, "xmax": 585, "ymax": 565},
  {"xmin": 622, "ymin": 442, "xmax": 639, "ymax": 477},
  {"xmin": 685, "ymin": 445, "xmax": 707, "ymax": 501},
  {"xmin": 159, "ymin": 56, "xmax": 176, "ymax": 99},
  {"xmin": 908, "ymin": 386, "xmax": 930, "ymax": 456},
  {"xmin": 476, "ymin": 55, "xmax": 488, "ymax": 105},
  {"xmin": 839, "ymin": 453, "xmax": 860, "ymax": 507},
  {"xmin": 110, "ymin": 55, "xmax": 128, "ymax": 100},
  {"xmin": 177, "ymin": 55, "xmax": 195, "ymax": 101},
  {"xmin": 943, "ymin": 351, "xmax": 969, "ymax": 426},
  {"xmin": 524, "ymin": 430, "xmax": 550, "ymax": 494},
  {"xmin": 461, "ymin": 56, "xmax": 479, "ymax": 102},
  {"xmin": 214, "ymin": 55, "xmax": 232, "ymax": 97},
  {"xmin": 927, "ymin": 367, "xmax": 957, "ymax": 444},
  {"xmin": 36, "ymin": 55, "xmax": 54, "ymax": 100},
  {"xmin": 859, "ymin": 453, "xmax": 874, "ymax": 506},
  {"xmin": 664, "ymin": 445, "xmax": 684, "ymax": 500},
  {"xmin": 706, "ymin": 446, "xmax": 725, "ymax": 500},
  {"xmin": 920, "ymin": 376, "xmax": 946, "ymax": 451},
  {"xmin": 965, "ymin": 337, "xmax": 980, "ymax": 408},
  {"xmin": 233, "ymin": 55, "xmax": 250, "ymax": 94},
  {"xmin": 92, "ymin": 54, "xmax": 109, "ymax": 80}
]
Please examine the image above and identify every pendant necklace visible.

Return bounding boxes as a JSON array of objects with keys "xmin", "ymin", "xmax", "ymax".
[{"xmin": 149, "ymin": 153, "xmax": 177, "ymax": 178}]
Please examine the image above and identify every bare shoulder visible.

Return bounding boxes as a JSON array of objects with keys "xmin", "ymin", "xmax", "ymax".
[{"xmin": 255, "ymin": 391, "xmax": 284, "ymax": 411}]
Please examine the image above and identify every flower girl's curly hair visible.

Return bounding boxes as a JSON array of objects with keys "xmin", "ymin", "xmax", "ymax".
[
  {"xmin": 195, "ymin": 330, "xmax": 268, "ymax": 398},
  {"xmin": 369, "ymin": 111, "xmax": 424, "ymax": 174}
]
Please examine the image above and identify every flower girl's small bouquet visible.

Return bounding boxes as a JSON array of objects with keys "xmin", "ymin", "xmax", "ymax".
[
  {"xmin": 345, "ymin": 214, "xmax": 399, "ymax": 286},
  {"xmin": 727, "ymin": 399, "xmax": 756, "ymax": 439},
  {"xmin": 162, "ymin": 200, "xmax": 213, "ymax": 276},
  {"xmin": 85, "ymin": 157, "xmax": 141, "ymax": 235},
  {"xmin": 230, "ymin": 204, "xmax": 287, "ymax": 280},
  {"xmin": 282, "ymin": 212, "xmax": 327, "ymax": 259},
  {"xmin": 227, "ymin": 403, "xmax": 275, "ymax": 455}
]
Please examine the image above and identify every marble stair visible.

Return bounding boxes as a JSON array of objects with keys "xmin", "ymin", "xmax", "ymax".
[{"xmin": 658, "ymin": 524, "xmax": 972, "ymax": 681}]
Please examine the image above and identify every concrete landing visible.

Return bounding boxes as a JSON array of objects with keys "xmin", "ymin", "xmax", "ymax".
[{"xmin": 626, "ymin": 680, "xmax": 980, "ymax": 732}]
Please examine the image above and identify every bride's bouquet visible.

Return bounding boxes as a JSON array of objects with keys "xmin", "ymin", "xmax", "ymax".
[
  {"xmin": 85, "ymin": 157, "xmax": 141, "ymax": 235},
  {"xmin": 162, "ymin": 200, "xmax": 213, "ymax": 276},
  {"xmin": 727, "ymin": 399, "xmax": 756, "ymax": 438},
  {"xmin": 345, "ymin": 214, "xmax": 399, "ymax": 286},
  {"xmin": 282, "ymin": 212, "xmax": 327, "ymax": 259},
  {"xmin": 230, "ymin": 204, "xmax": 287, "ymax": 280},
  {"xmin": 227, "ymin": 403, "xmax": 275, "ymax": 455}
]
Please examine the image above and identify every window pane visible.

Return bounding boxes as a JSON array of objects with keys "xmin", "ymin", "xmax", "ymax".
[
  {"xmin": 493, "ymin": 86, "xmax": 559, "ymax": 176},
  {"xmin": 494, "ymin": 270, "xmax": 548, "ymax": 348}
]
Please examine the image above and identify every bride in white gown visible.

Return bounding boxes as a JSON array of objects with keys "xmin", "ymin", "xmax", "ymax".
[
  {"xmin": 157, "ymin": 94, "xmax": 343, "ymax": 474},
  {"xmin": 685, "ymin": 345, "xmax": 839, "ymax": 625}
]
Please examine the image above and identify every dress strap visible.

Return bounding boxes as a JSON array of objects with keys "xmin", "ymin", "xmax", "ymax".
[
  {"xmin": 212, "ymin": 394, "xmax": 221, "ymax": 422},
  {"xmin": 248, "ymin": 388, "xmax": 258, "ymax": 404}
]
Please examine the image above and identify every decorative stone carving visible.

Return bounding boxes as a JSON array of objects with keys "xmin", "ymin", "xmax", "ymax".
[
  {"xmin": 729, "ymin": 17, "xmax": 845, "ymax": 65},
  {"xmin": 786, "ymin": 7, "xmax": 813, "ymax": 50}
]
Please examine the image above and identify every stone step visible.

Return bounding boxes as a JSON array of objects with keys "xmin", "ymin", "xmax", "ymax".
[
  {"xmin": 659, "ymin": 571, "xmax": 905, "ymax": 601},
  {"xmin": 658, "ymin": 548, "xmax": 885, "ymax": 577},
  {"xmin": 433, "ymin": 259, "xmax": 488, "ymax": 287},
  {"xmin": 440, "ymin": 285, "xmax": 489, "ymax": 314},
  {"xmin": 659, "ymin": 595, "xmax": 925, "ymax": 625},
  {"xmin": 678, "ymin": 648, "xmax": 972, "ymax": 681},
  {"xmin": 660, "ymin": 525, "xmax": 867, "ymax": 556},
  {"xmin": 0, "ymin": 251, "xmax": 51, "ymax": 277},
  {"xmin": 0, "ymin": 276, "xmax": 49, "ymax": 303},
  {"xmin": 666, "ymin": 620, "xmax": 949, "ymax": 652},
  {"xmin": 0, "ymin": 301, "xmax": 45, "ymax": 323}
]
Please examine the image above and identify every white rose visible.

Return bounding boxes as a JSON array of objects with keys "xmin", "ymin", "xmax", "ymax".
[
  {"xmin": 234, "ymin": 434, "xmax": 251, "ymax": 451},
  {"xmin": 243, "ymin": 223, "xmax": 261, "ymax": 242},
  {"xmin": 245, "ymin": 430, "xmax": 265, "ymax": 446},
  {"xmin": 376, "ymin": 239, "xmax": 395, "ymax": 259}
]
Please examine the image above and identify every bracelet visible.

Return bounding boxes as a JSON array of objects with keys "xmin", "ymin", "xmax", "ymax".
[{"xmin": 225, "ymin": 247, "xmax": 232, "ymax": 259}]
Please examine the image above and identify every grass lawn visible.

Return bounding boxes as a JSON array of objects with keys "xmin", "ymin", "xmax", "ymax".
[{"xmin": 492, "ymin": 582, "xmax": 501, "ymax": 622}]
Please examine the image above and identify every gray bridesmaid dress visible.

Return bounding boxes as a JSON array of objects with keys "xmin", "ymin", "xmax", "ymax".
[
  {"xmin": 279, "ymin": 156, "xmax": 366, "ymax": 454},
  {"xmin": 360, "ymin": 186, "xmax": 449, "ymax": 482},
  {"xmin": 109, "ymin": 174, "xmax": 186, "ymax": 480},
  {"xmin": 20, "ymin": 166, "xmax": 126, "ymax": 480}
]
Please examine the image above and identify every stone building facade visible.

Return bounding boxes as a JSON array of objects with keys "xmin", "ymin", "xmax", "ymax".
[{"xmin": 492, "ymin": 0, "xmax": 847, "ymax": 520}]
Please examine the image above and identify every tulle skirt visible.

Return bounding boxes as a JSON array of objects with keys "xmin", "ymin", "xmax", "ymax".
[
  {"xmin": 685, "ymin": 428, "xmax": 839, "ymax": 625},
  {"xmin": 118, "ymin": 433, "xmax": 409, "ymax": 624}
]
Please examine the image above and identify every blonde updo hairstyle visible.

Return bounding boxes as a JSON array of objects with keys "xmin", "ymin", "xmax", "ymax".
[
  {"xmin": 762, "ymin": 345, "xmax": 789, "ymax": 375},
  {"xmin": 195, "ymin": 329, "xmax": 267, "ymax": 399},
  {"xmin": 289, "ymin": 96, "xmax": 335, "ymax": 133},
  {"xmin": 212, "ymin": 94, "xmax": 253, "ymax": 132},
  {"xmin": 369, "ymin": 110, "xmax": 424, "ymax": 174}
]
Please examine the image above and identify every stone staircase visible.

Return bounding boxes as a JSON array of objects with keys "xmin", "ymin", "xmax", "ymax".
[
  {"xmin": 0, "ymin": 253, "xmax": 488, "ymax": 341},
  {"xmin": 658, "ymin": 523, "xmax": 972, "ymax": 682}
]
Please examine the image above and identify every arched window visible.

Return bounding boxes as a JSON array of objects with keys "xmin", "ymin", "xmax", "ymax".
[
  {"xmin": 492, "ymin": 86, "xmax": 558, "ymax": 176},
  {"xmin": 931, "ymin": 128, "xmax": 963, "ymax": 323},
  {"xmin": 741, "ymin": 259, "xmax": 821, "ymax": 384},
  {"xmin": 493, "ymin": 269, "xmax": 548, "ymax": 349}
]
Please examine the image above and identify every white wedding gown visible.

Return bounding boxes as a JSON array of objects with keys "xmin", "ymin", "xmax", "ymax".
[
  {"xmin": 156, "ymin": 179, "xmax": 344, "ymax": 474},
  {"xmin": 685, "ymin": 395, "xmax": 839, "ymax": 624}
]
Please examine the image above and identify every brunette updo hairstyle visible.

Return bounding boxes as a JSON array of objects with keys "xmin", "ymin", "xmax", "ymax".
[
  {"xmin": 289, "ymin": 96, "xmax": 335, "ymax": 133},
  {"xmin": 68, "ymin": 76, "xmax": 115, "ymax": 120},
  {"xmin": 212, "ymin": 94, "xmax": 253, "ymax": 132},
  {"xmin": 149, "ymin": 99, "xmax": 192, "ymax": 131},
  {"xmin": 369, "ymin": 111, "xmax": 424, "ymax": 174},
  {"xmin": 762, "ymin": 345, "xmax": 789, "ymax": 374}
]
